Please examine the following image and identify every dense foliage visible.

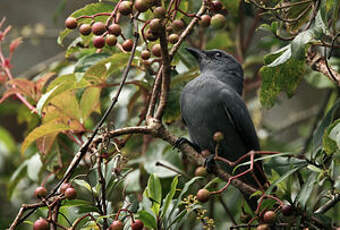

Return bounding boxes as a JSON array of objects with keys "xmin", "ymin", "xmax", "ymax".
[{"xmin": 0, "ymin": 0, "xmax": 339, "ymax": 229}]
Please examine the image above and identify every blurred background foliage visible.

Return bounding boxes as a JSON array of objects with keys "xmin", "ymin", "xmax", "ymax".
[{"xmin": 0, "ymin": 0, "xmax": 339, "ymax": 229}]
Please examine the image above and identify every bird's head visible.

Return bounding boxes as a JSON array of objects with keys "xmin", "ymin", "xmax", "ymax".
[{"xmin": 186, "ymin": 48, "xmax": 244, "ymax": 93}]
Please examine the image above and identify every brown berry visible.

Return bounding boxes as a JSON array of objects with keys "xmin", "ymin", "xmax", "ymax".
[
  {"xmin": 60, "ymin": 183, "xmax": 72, "ymax": 194},
  {"xmin": 213, "ymin": 131, "xmax": 224, "ymax": 142},
  {"xmin": 122, "ymin": 39, "xmax": 133, "ymax": 52},
  {"xmin": 65, "ymin": 17, "xmax": 77, "ymax": 29},
  {"xmin": 146, "ymin": 29, "xmax": 159, "ymax": 41},
  {"xmin": 154, "ymin": 7, "xmax": 166, "ymax": 19},
  {"xmin": 168, "ymin": 33, "xmax": 179, "ymax": 44},
  {"xmin": 212, "ymin": 1, "xmax": 223, "ymax": 12},
  {"xmin": 149, "ymin": 18, "xmax": 162, "ymax": 33},
  {"xmin": 119, "ymin": 1, "xmax": 133, "ymax": 15},
  {"xmin": 195, "ymin": 166, "xmax": 207, "ymax": 177},
  {"xmin": 141, "ymin": 50, "xmax": 151, "ymax": 60},
  {"xmin": 93, "ymin": 36, "xmax": 105, "ymax": 48},
  {"xmin": 106, "ymin": 34, "xmax": 117, "ymax": 46},
  {"xmin": 79, "ymin": 24, "xmax": 92, "ymax": 35},
  {"xmin": 151, "ymin": 43, "xmax": 161, "ymax": 57},
  {"xmin": 34, "ymin": 186, "xmax": 47, "ymax": 198},
  {"xmin": 166, "ymin": 25, "xmax": 174, "ymax": 34},
  {"xmin": 33, "ymin": 218, "xmax": 49, "ymax": 230},
  {"xmin": 256, "ymin": 224, "xmax": 269, "ymax": 230},
  {"xmin": 109, "ymin": 220, "xmax": 124, "ymax": 230},
  {"xmin": 199, "ymin": 15, "xmax": 211, "ymax": 27},
  {"xmin": 134, "ymin": 0, "xmax": 150, "ymax": 12},
  {"xmin": 263, "ymin": 210, "xmax": 276, "ymax": 224},
  {"xmin": 281, "ymin": 204, "xmax": 293, "ymax": 216},
  {"xmin": 211, "ymin": 14, "xmax": 226, "ymax": 29},
  {"xmin": 108, "ymin": 24, "xmax": 122, "ymax": 36},
  {"xmin": 172, "ymin": 19, "xmax": 185, "ymax": 31},
  {"xmin": 131, "ymin": 220, "xmax": 144, "ymax": 230},
  {"xmin": 65, "ymin": 187, "xmax": 77, "ymax": 200},
  {"xmin": 92, "ymin": 22, "xmax": 106, "ymax": 35},
  {"xmin": 197, "ymin": 188, "xmax": 210, "ymax": 203}
]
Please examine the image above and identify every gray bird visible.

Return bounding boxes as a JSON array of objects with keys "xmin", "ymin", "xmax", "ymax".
[{"xmin": 178, "ymin": 48, "xmax": 267, "ymax": 209}]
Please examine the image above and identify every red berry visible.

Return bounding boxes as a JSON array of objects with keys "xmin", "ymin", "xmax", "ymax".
[
  {"xmin": 146, "ymin": 29, "xmax": 159, "ymax": 41},
  {"xmin": 34, "ymin": 186, "xmax": 47, "ymax": 198},
  {"xmin": 199, "ymin": 15, "xmax": 211, "ymax": 27},
  {"xmin": 172, "ymin": 19, "xmax": 185, "ymax": 31},
  {"xmin": 122, "ymin": 39, "xmax": 134, "ymax": 52},
  {"xmin": 118, "ymin": 1, "xmax": 133, "ymax": 15},
  {"xmin": 141, "ymin": 50, "xmax": 151, "ymax": 60},
  {"xmin": 92, "ymin": 22, "xmax": 106, "ymax": 35},
  {"xmin": 149, "ymin": 18, "xmax": 162, "ymax": 33},
  {"xmin": 256, "ymin": 224, "xmax": 269, "ymax": 230},
  {"xmin": 33, "ymin": 218, "xmax": 49, "ymax": 230},
  {"xmin": 131, "ymin": 220, "xmax": 144, "ymax": 230},
  {"xmin": 106, "ymin": 34, "xmax": 117, "ymax": 46},
  {"xmin": 109, "ymin": 220, "xmax": 124, "ymax": 230},
  {"xmin": 211, "ymin": 14, "xmax": 226, "ymax": 29},
  {"xmin": 281, "ymin": 204, "xmax": 293, "ymax": 216},
  {"xmin": 65, "ymin": 17, "xmax": 77, "ymax": 29},
  {"xmin": 197, "ymin": 189, "xmax": 210, "ymax": 203},
  {"xmin": 263, "ymin": 210, "xmax": 276, "ymax": 224},
  {"xmin": 79, "ymin": 24, "xmax": 92, "ymax": 35},
  {"xmin": 154, "ymin": 7, "xmax": 166, "ymax": 19},
  {"xmin": 168, "ymin": 33, "xmax": 179, "ymax": 44},
  {"xmin": 65, "ymin": 187, "xmax": 77, "ymax": 200},
  {"xmin": 134, "ymin": 0, "xmax": 150, "ymax": 12},
  {"xmin": 213, "ymin": 131, "xmax": 224, "ymax": 142},
  {"xmin": 93, "ymin": 36, "xmax": 105, "ymax": 48},
  {"xmin": 151, "ymin": 44, "xmax": 161, "ymax": 57},
  {"xmin": 60, "ymin": 183, "xmax": 72, "ymax": 194},
  {"xmin": 212, "ymin": 1, "xmax": 223, "ymax": 12},
  {"xmin": 108, "ymin": 24, "xmax": 122, "ymax": 36},
  {"xmin": 195, "ymin": 166, "xmax": 207, "ymax": 177}
]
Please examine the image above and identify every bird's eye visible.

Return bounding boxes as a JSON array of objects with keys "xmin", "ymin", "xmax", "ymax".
[{"xmin": 214, "ymin": 52, "xmax": 221, "ymax": 58}]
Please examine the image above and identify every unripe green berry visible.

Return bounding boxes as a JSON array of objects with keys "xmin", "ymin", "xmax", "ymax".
[
  {"xmin": 106, "ymin": 34, "xmax": 117, "ymax": 46},
  {"xmin": 211, "ymin": 14, "xmax": 226, "ymax": 29},
  {"xmin": 213, "ymin": 131, "xmax": 224, "ymax": 142}
]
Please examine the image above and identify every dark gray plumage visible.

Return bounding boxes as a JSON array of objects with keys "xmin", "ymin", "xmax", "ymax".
[{"xmin": 179, "ymin": 48, "xmax": 266, "ymax": 208}]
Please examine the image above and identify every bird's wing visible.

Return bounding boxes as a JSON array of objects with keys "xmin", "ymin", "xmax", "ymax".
[{"xmin": 220, "ymin": 89, "xmax": 260, "ymax": 151}]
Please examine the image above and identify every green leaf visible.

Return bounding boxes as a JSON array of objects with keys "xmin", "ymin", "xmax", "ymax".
[
  {"xmin": 58, "ymin": 3, "xmax": 114, "ymax": 45},
  {"xmin": 313, "ymin": 99, "xmax": 340, "ymax": 154},
  {"xmin": 291, "ymin": 30, "xmax": 314, "ymax": 60},
  {"xmin": 161, "ymin": 176, "xmax": 178, "ymax": 218},
  {"xmin": 21, "ymin": 120, "xmax": 71, "ymax": 154},
  {"xmin": 75, "ymin": 53, "xmax": 111, "ymax": 73},
  {"xmin": 0, "ymin": 126, "xmax": 16, "ymax": 154},
  {"xmin": 26, "ymin": 154, "xmax": 43, "ymax": 182},
  {"xmin": 80, "ymin": 87, "xmax": 101, "ymax": 120},
  {"xmin": 8, "ymin": 161, "xmax": 28, "ymax": 198},
  {"xmin": 266, "ymin": 164, "xmax": 306, "ymax": 194},
  {"xmin": 296, "ymin": 172, "xmax": 317, "ymax": 209},
  {"xmin": 323, "ymin": 119, "xmax": 340, "ymax": 155},
  {"xmin": 145, "ymin": 174, "xmax": 162, "ymax": 216},
  {"xmin": 137, "ymin": 211, "xmax": 157, "ymax": 229},
  {"xmin": 260, "ymin": 48, "xmax": 305, "ymax": 108}
]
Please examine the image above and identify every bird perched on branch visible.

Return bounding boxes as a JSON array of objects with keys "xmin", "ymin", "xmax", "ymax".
[{"xmin": 178, "ymin": 48, "xmax": 267, "ymax": 210}]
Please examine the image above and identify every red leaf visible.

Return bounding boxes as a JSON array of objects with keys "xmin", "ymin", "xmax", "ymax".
[{"xmin": 9, "ymin": 37, "xmax": 23, "ymax": 53}]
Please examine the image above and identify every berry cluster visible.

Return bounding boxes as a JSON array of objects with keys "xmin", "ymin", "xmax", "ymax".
[{"xmin": 64, "ymin": 0, "xmax": 227, "ymax": 64}]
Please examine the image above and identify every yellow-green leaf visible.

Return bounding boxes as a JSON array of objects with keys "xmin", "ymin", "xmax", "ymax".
[{"xmin": 80, "ymin": 87, "xmax": 101, "ymax": 120}]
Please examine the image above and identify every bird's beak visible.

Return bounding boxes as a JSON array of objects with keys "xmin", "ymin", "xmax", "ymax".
[{"xmin": 185, "ymin": 47, "xmax": 205, "ymax": 61}]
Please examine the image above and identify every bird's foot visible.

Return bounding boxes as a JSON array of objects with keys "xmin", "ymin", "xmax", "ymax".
[
  {"xmin": 174, "ymin": 137, "xmax": 201, "ymax": 153},
  {"xmin": 204, "ymin": 154, "xmax": 216, "ymax": 173}
]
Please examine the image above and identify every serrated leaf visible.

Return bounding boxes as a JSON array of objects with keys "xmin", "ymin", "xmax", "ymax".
[
  {"xmin": 21, "ymin": 120, "xmax": 71, "ymax": 154},
  {"xmin": 137, "ymin": 211, "xmax": 157, "ymax": 229},
  {"xmin": 58, "ymin": 3, "xmax": 114, "ymax": 45},
  {"xmin": 80, "ymin": 87, "xmax": 101, "ymax": 120},
  {"xmin": 260, "ymin": 55, "xmax": 305, "ymax": 108}
]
